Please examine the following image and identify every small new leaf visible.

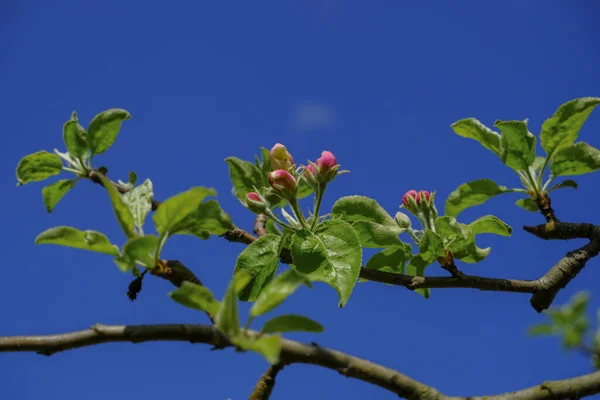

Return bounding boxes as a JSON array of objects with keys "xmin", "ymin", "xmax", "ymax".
[
  {"xmin": 261, "ymin": 314, "xmax": 324, "ymax": 334},
  {"xmin": 451, "ymin": 118, "xmax": 501, "ymax": 156},
  {"xmin": 225, "ymin": 157, "xmax": 264, "ymax": 201},
  {"xmin": 63, "ymin": 114, "xmax": 89, "ymax": 157},
  {"xmin": 35, "ymin": 226, "xmax": 119, "ymax": 256},
  {"xmin": 170, "ymin": 282, "xmax": 221, "ymax": 316},
  {"xmin": 469, "ymin": 215, "xmax": 512, "ymax": 237},
  {"xmin": 122, "ymin": 235, "xmax": 159, "ymax": 268},
  {"xmin": 97, "ymin": 174, "xmax": 137, "ymax": 238},
  {"xmin": 216, "ymin": 271, "xmax": 252, "ymax": 338},
  {"xmin": 250, "ymin": 269, "xmax": 312, "ymax": 317},
  {"xmin": 406, "ymin": 254, "xmax": 431, "ymax": 298},
  {"xmin": 495, "ymin": 120, "xmax": 536, "ymax": 171},
  {"xmin": 16, "ymin": 151, "xmax": 63, "ymax": 185},
  {"xmin": 123, "ymin": 179, "xmax": 154, "ymax": 233},
  {"xmin": 87, "ymin": 109, "xmax": 131, "ymax": 154},
  {"xmin": 234, "ymin": 234, "xmax": 282, "ymax": 302},
  {"xmin": 42, "ymin": 179, "xmax": 77, "ymax": 213},
  {"xmin": 445, "ymin": 179, "xmax": 517, "ymax": 217},
  {"xmin": 153, "ymin": 187, "xmax": 216, "ymax": 236},
  {"xmin": 516, "ymin": 198, "xmax": 538, "ymax": 212},
  {"xmin": 549, "ymin": 142, "xmax": 600, "ymax": 177}
]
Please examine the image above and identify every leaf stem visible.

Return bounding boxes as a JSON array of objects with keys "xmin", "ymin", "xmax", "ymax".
[
  {"xmin": 289, "ymin": 198, "xmax": 309, "ymax": 229},
  {"xmin": 311, "ymin": 184, "xmax": 326, "ymax": 231}
]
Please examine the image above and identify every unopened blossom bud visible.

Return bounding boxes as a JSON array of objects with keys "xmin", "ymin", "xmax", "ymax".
[
  {"xmin": 316, "ymin": 151, "xmax": 337, "ymax": 172},
  {"xmin": 306, "ymin": 163, "xmax": 315, "ymax": 175},
  {"xmin": 270, "ymin": 143, "xmax": 295, "ymax": 171},
  {"xmin": 394, "ymin": 211, "xmax": 411, "ymax": 229},
  {"xmin": 416, "ymin": 190, "xmax": 431, "ymax": 205},
  {"xmin": 402, "ymin": 190, "xmax": 418, "ymax": 207},
  {"xmin": 268, "ymin": 170, "xmax": 297, "ymax": 194},
  {"xmin": 245, "ymin": 191, "xmax": 268, "ymax": 214}
]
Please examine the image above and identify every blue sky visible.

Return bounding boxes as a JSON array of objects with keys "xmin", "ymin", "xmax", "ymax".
[{"xmin": 2, "ymin": 1, "xmax": 600, "ymax": 398}]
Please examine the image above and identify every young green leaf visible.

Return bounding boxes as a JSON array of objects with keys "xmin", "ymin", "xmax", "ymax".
[
  {"xmin": 516, "ymin": 198, "xmax": 538, "ymax": 212},
  {"xmin": 405, "ymin": 254, "xmax": 431, "ymax": 298},
  {"xmin": 122, "ymin": 235, "xmax": 159, "ymax": 268},
  {"xmin": 225, "ymin": 157, "xmax": 264, "ymax": 200},
  {"xmin": 451, "ymin": 118, "xmax": 501, "ymax": 156},
  {"xmin": 365, "ymin": 244, "xmax": 413, "ymax": 273},
  {"xmin": 216, "ymin": 271, "xmax": 252, "ymax": 337},
  {"xmin": 291, "ymin": 220, "xmax": 362, "ymax": 307},
  {"xmin": 123, "ymin": 179, "xmax": 154, "ymax": 234},
  {"xmin": 351, "ymin": 221, "xmax": 404, "ymax": 248},
  {"xmin": 549, "ymin": 142, "xmax": 600, "ymax": 177},
  {"xmin": 434, "ymin": 217, "xmax": 490, "ymax": 264},
  {"xmin": 152, "ymin": 187, "xmax": 216, "ymax": 236},
  {"xmin": 234, "ymin": 234, "xmax": 282, "ymax": 302},
  {"xmin": 495, "ymin": 120, "xmax": 536, "ymax": 171},
  {"xmin": 540, "ymin": 97, "xmax": 600, "ymax": 159},
  {"xmin": 261, "ymin": 314, "xmax": 324, "ymax": 334},
  {"xmin": 97, "ymin": 174, "xmax": 137, "ymax": 238},
  {"xmin": 35, "ymin": 226, "xmax": 119, "ymax": 256},
  {"xmin": 63, "ymin": 114, "xmax": 89, "ymax": 157},
  {"xmin": 171, "ymin": 200, "xmax": 235, "ymax": 238},
  {"xmin": 42, "ymin": 179, "xmax": 77, "ymax": 213},
  {"xmin": 250, "ymin": 269, "xmax": 312, "ymax": 317},
  {"xmin": 331, "ymin": 196, "xmax": 398, "ymax": 228},
  {"xmin": 418, "ymin": 230, "xmax": 446, "ymax": 263},
  {"xmin": 531, "ymin": 156, "xmax": 546, "ymax": 172},
  {"xmin": 87, "ymin": 108, "xmax": 131, "ymax": 154},
  {"xmin": 445, "ymin": 179, "xmax": 516, "ymax": 217},
  {"xmin": 549, "ymin": 180, "xmax": 578, "ymax": 191},
  {"xmin": 170, "ymin": 282, "xmax": 221, "ymax": 316},
  {"xmin": 527, "ymin": 323, "xmax": 556, "ymax": 336},
  {"xmin": 16, "ymin": 151, "xmax": 63, "ymax": 185},
  {"xmin": 468, "ymin": 215, "xmax": 512, "ymax": 237},
  {"xmin": 232, "ymin": 334, "xmax": 281, "ymax": 365}
]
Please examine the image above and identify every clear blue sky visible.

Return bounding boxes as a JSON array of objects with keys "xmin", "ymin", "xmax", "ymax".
[{"xmin": 2, "ymin": 1, "xmax": 600, "ymax": 398}]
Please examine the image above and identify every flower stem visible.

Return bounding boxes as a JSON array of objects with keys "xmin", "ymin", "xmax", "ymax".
[
  {"xmin": 311, "ymin": 184, "xmax": 326, "ymax": 230},
  {"xmin": 289, "ymin": 198, "xmax": 309, "ymax": 229}
]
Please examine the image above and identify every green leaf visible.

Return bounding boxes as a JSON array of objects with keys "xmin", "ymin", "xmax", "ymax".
[
  {"xmin": 259, "ymin": 147, "xmax": 272, "ymax": 177},
  {"xmin": 261, "ymin": 314, "xmax": 324, "ymax": 334},
  {"xmin": 531, "ymin": 156, "xmax": 546, "ymax": 172},
  {"xmin": 87, "ymin": 108, "xmax": 131, "ymax": 154},
  {"xmin": 122, "ymin": 179, "xmax": 154, "ymax": 233},
  {"xmin": 225, "ymin": 157, "xmax": 264, "ymax": 200},
  {"xmin": 527, "ymin": 323, "xmax": 556, "ymax": 336},
  {"xmin": 16, "ymin": 151, "xmax": 62, "ymax": 185},
  {"xmin": 549, "ymin": 142, "xmax": 600, "ymax": 177},
  {"xmin": 418, "ymin": 230, "xmax": 445, "ymax": 263},
  {"xmin": 469, "ymin": 215, "xmax": 512, "ymax": 237},
  {"xmin": 495, "ymin": 120, "xmax": 536, "ymax": 170},
  {"xmin": 516, "ymin": 198, "xmax": 538, "ymax": 212},
  {"xmin": 250, "ymin": 269, "xmax": 312, "ymax": 317},
  {"xmin": 451, "ymin": 118, "xmax": 501, "ymax": 155},
  {"xmin": 63, "ymin": 114, "xmax": 89, "ymax": 157},
  {"xmin": 153, "ymin": 187, "xmax": 216, "ymax": 236},
  {"xmin": 459, "ymin": 244, "xmax": 491, "ymax": 263},
  {"xmin": 97, "ymin": 174, "xmax": 137, "ymax": 238},
  {"xmin": 405, "ymin": 254, "xmax": 431, "ymax": 298},
  {"xmin": 541, "ymin": 97, "xmax": 600, "ymax": 158},
  {"xmin": 122, "ymin": 235, "xmax": 159, "ymax": 268},
  {"xmin": 170, "ymin": 282, "xmax": 221, "ymax": 316},
  {"xmin": 265, "ymin": 219, "xmax": 281, "ymax": 236},
  {"xmin": 365, "ymin": 244, "xmax": 413, "ymax": 273},
  {"xmin": 331, "ymin": 196, "xmax": 398, "ymax": 228},
  {"xmin": 351, "ymin": 221, "xmax": 404, "ymax": 248},
  {"xmin": 42, "ymin": 179, "xmax": 77, "ymax": 213},
  {"xmin": 291, "ymin": 220, "xmax": 362, "ymax": 307},
  {"xmin": 234, "ymin": 234, "xmax": 282, "ymax": 302},
  {"xmin": 434, "ymin": 217, "xmax": 490, "ymax": 263},
  {"xmin": 216, "ymin": 271, "xmax": 252, "ymax": 338},
  {"xmin": 172, "ymin": 200, "xmax": 235, "ymax": 239},
  {"xmin": 551, "ymin": 180, "xmax": 578, "ymax": 191},
  {"xmin": 445, "ymin": 179, "xmax": 516, "ymax": 217},
  {"xmin": 35, "ymin": 226, "xmax": 119, "ymax": 256},
  {"xmin": 233, "ymin": 334, "xmax": 281, "ymax": 365}
]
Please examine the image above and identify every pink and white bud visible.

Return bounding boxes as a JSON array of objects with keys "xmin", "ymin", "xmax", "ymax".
[
  {"xmin": 245, "ymin": 191, "xmax": 268, "ymax": 214},
  {"xmin": 268, "ymin": 169, "xmax": 297, "ymax": 194},
  {"xmin": 246, "ymin": 192, "xmax": 261, "ymax": 203},
  {"xmin": 269, "ymin": 143, "xmax": 295, "ymax": 171},
  {"xmin": 316, "ymin": 151, "xmax": 337, "ymax": 172},
  {"xmin": 305, "ymin": 163, "xmax": 315, "ymax": 175},
  {"xmin": 402, "ymin": 190, "xmax": 418, "ymax": 207},
  {"xmin": 416, "ymin": 190, "xmax": 431, "ymax": 205}
]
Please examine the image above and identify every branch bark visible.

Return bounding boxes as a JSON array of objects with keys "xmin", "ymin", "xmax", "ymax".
[
  {"xmin": 1, "ymin": 323, "xmax": 599, "ymax": 400},
  {"xmin": 249, "ymin": 363, "xmax": 284, "ymax": 400}
]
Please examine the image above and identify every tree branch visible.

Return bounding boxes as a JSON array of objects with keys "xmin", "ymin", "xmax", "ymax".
[
  {"xmin": 249, "ymin": 363, "xmax": 284, "ymax": 400},
  {"xmin": 1, "ymin": 323, "xmax": 599, "ymax": 399}
]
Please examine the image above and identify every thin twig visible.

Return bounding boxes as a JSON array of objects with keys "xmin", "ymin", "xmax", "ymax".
[{"xmin": 249, "ymin": 363, "xmax": 284, "ymax": 400}]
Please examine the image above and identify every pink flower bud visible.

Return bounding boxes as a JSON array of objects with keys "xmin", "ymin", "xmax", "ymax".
[
  {"xmin": 306, "ymin": 164, "xmax": 315, "ymax": 175},
  {"xmin": 268, "ymin": 169, "xmax": 297, "ymax": 193},
  {"xmin": 316, "ymin": 151, "xmax": 337, "ymax": 172},
  {"xmin": 246, "ymin": 192, "xmax": 261, "ymax": 202},
  {"xmin": 270, "ymin": 143, "xmax": 295, "ymax": 171},
  {"xmin": 402, "ymin": 190, "xmax": 418, "ymax": 207},
  {"xmin": 416, "ymin": 190, "xmax": 431, "ymax": 204}
]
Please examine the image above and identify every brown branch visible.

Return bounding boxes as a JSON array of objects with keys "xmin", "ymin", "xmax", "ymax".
[
  {"xmin": 249, "ymin": 364, "xmax": 284, "ymax": 400},
  {"xmin": 1, "ymin": 323, "xmax": 600, "ymax": 399},
  {"xmin": 524, "ymin": 222, "xmax": 600, "ymax": 312}
]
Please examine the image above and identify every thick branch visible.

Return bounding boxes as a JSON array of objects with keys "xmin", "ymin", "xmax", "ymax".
[
  {"xmin": 1, "ymin": 323, "xmax": 599, "ymax": 400},
  {"xmin": 524, "ymin": 222, "xmax": 600, "ymax": 312},
  {"xmin": 249, "ymin": 364, "xmax": 284, "ymax": 400}
]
